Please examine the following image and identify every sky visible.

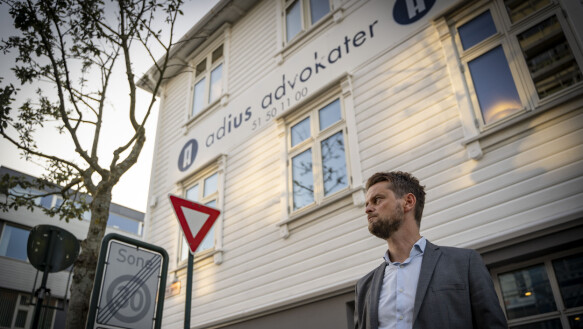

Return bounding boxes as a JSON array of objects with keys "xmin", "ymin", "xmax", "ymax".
[{"xmin": 0, "ymin": 0, "xmax": 220, "ymax": 212}]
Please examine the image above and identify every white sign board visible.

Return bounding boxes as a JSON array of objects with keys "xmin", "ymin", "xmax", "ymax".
[
  {"xmin": 95, "ymin": 240, "xmax": 163, "ymax": 328},
  {"xmin": 170, "ymin": 0, "xmax": 461, "ymax": 182}
]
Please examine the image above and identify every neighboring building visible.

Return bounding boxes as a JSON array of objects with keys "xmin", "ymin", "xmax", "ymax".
[
  {"xmin": 139, "ymin": 0, "xmax": 583, "ymax": 328},
  {"xmin": 0, "ymin": 166, "xmax": 144, "ymax": 329}
]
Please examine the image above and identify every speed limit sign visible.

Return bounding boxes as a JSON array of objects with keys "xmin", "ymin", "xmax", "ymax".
[{"xmin": 87, "ymin": 234, "xmax": 168, "ymax": 329}]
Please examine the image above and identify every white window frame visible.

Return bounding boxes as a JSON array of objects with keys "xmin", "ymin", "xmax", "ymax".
[
  {"xmin": 186, "ymin": 24, "xmax": 231, "ymax": 124},
  {"xmin": 286, "ymin": 95, "xmax": 350, "ymax": 212},
  {"xmin": 435, "ymin": 0, "xmax": 583, "ymax": 160},
  {"xmin": 283, "ymin": 0, "xmax": 333, "ymax": 43},
  {"xmin": 190, "ymin": 43, "xmax": 225, "ymax": 118},
  {"xmin": 276, "ymin": 77, "xmax": 365, "ymax": 238},
  {"xmin": 176, "ymin": 155, "xmax": 226, "ymax": 266}
]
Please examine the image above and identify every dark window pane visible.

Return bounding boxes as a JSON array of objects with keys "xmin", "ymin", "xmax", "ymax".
[
  {"xmin": 212, "ymin": 45, "xmax": 223, "ymax": 63},
  {"xmin": 0, "ymin": 225, "xmax": 30, "ymax": 261},
  {"xmin": 504, "ymin": 0, "xmax": 550, "ymax": 23},
  {"xmin": 510, "ymin": 318, "xmax": 562, "ymax": 329},
  {"xmin": 292, "ymin": 149, "xmax": 314, "ymax": 210},
  {"xmin": 291, "ymin": 117, "xmax": 311, "ymax": 147},
  {"xmin": 499, "ymin": 264, "xmax": 557, "ymax": 320},
  {"xmin": 195, "ymin": 59, "xmax": 206, "ymax": 75},
  {"xmin": 286, "ymin": 0, "xmax": 301, "ymax": 41},
  {"xmin": 553, "ymin": 253, "xmax": 583, "ymax": 308},
  {"xmin": 14, "ymin": 309, "xmax": 27, "ymax": 328},
  {"xmin": 458, "ymin": 10, "xmax": 497, "ymax": 50},
  {"xmin": 517, "ymin": 16, "xmax": 582, "ymax": 99},
  {"xmin": 0, "ymin": 290, "xmax": 18, "ymax": 327},
  {"xmin": 321, "ymin": 131, "xmax": 347, "ymax": 196},
  {"xmin": 318, "ymin": 99, "xmax": 341, "ymax": 131},
  {"xmin": 569, "ymin": 313, "xmax": 583, "ymax": 328},
  {"xmin": 310, "ymin": 0, "xmax": 329, "ymax": 24},
  {"xmin": 468, "ymin": 46, "xmax": 522, "ymax": 124}
]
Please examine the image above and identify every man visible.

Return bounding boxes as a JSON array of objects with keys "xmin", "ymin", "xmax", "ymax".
[{"xmin": 354, "ymin": 171, "xmax": 507, "ymax": 329}]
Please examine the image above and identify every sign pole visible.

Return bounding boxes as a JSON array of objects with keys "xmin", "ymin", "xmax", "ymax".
[{"xmin": 185, "ymin": 252, "xmax": 193, "ymax": 329}]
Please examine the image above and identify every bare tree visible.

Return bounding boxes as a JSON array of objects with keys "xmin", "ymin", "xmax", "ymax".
[{"xmin": 0, "ymin": 0, "xmax": 183, "ymax": 327}]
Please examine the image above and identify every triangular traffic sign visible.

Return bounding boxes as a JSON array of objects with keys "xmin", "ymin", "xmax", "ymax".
[{"xmin": 169, "ymin": 195, "xmax": 221, "ymax": 254}]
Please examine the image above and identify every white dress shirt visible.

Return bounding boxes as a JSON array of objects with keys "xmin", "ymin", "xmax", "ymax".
[{"xmin": 378, "ymin": 237, "xmax": 426, "ymax": 329}]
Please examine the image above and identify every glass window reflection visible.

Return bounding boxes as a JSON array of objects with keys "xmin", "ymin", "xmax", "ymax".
[
  {"xmin": 292, "ymin": 149, "xmax": 314, "ymax": 210},
  {"xmin": 498, "ymin": 264, "xmax": 557, "ymax": 320},
  {"xmin": 468, "ymin": 46, "xmax": 522, "ymax": 124},
  {"xmin": 321, "ymin": 131, "xmax": 347, "ymax": 196},
  {"xmin": 286, "ymin": 0, "xmax": 301, "ymax": 42},
  {"xmin": 192, "ymin": 78, "xmax": 206, "ymax": 116},
  {"xmin": 209, "ymin": 64, "xmax": 223, "ymax": 103},
  {"xmin": 553, "ymin": 254, "xmax": 583, "ymax": 309},
  {"xmin": 318, "ymin": 99, "xmax": 341, "ymax": 131},
  {"xmin": 0, "ymin": 225, "xmax": 29, "ymax": 261},
  {"xmin": 291, "ymin": 117, "xmax": 311, "ymax": 147},
  {"xmin": 458, "ymin": 10, "xmax": 497, "ymax": 50},
  {"xmin": 310, "ymin": 0, "xmax": 329, "ymax": 24},
  {"xmin": 204, "ymin": 173, "xmax": 218, "ymax": 197},
  {"xmin": 186, "ymin": 184, "xmax": 199, "ymax": 202}
]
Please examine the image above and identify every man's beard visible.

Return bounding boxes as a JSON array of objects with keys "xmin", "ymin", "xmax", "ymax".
[{"xmin": 368, "ymin": 204, "xmax": 404, "ymax": 240}]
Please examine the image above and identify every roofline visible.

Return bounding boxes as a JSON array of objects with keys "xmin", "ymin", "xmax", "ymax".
[{"xmin": 137, "ymin": 0, "xmax": 259, "ymax": 94}]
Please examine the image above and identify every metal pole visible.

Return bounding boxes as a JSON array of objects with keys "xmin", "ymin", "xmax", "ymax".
[
  {"xmin": 185, "ymin": 252, "xmax": 193, "ymax": 329},
  {"xmin": 31, "ymin": 229, "xmax": 56, "ymax": 329}
]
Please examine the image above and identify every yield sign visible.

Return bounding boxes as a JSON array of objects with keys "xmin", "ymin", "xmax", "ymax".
[{"xmin": 169, "ymin": 195, "xmax": 220, "ymax": 254}]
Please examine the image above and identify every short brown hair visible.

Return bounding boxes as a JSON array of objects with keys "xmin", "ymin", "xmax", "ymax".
[{"xmin": 366, "ymin": 171, "xmax": 426, "ymax": 226}]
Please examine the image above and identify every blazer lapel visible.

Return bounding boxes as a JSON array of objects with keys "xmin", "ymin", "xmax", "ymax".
[
  {"xmin": 368, "ymin": 262, "xmax": 386, "ymax": 329},
  {"xmin": 412, "ymin": 241, "xmax": 441, "ymax": 322}
]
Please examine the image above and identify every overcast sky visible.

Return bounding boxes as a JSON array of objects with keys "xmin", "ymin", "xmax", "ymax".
[{"xmin": 0, "ymin": 0, "xmax": 220, "ymax": 212}]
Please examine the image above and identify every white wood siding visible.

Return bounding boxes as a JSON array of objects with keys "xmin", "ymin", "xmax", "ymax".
[{"xmin": 147, "ymin": 1, "xmax": 583, "ymax": 327}]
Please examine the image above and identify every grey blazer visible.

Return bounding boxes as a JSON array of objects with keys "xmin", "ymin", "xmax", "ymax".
[{"xmin": 354, "ymin": 241, "xmax": 508, "ymax": 329}]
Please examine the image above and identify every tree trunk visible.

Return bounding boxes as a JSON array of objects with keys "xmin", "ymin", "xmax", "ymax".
[{"xmin": 66, "ymin": 186, "xmax": 113, "ymax": 329}]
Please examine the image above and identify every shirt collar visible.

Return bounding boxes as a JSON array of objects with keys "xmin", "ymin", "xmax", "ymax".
[{"xmin": 383, "ymin": 236, "xmax": 426, "ymax": 265}]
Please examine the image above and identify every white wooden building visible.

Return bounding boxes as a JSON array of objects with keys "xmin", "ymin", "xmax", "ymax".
[{"xmin": 139, "ymin": 0, "xmax": 583, "ymax": 328}]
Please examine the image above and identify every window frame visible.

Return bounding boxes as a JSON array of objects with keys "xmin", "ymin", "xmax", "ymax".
[
  {"xmin": 491, "ymin": 247, "xmax": 583, "ymax": 328},
  {"xmin": 436, "ymin": 0, "xmax": 583, "ymax": 159},
  {"xmin": 282, "ymin": 0, "xmax": 333, "ymax": 44},
  {"xmin": 285, "ymin": 92, "xmax": 351, "ymax": 215},
  {"xmin": 454, "ymin": 1, "xmax": 583, "ymax": 128},
  {"xmin": 0, "ymin": 223, "xmax": 30, "ymax": 262},
  {"xmin": 189, "ymin": 41, "xmax": 226, "ymax": 119},
  {"xmin": 176, "ymin": 155, "xmax": 226, "ymax": 266}
]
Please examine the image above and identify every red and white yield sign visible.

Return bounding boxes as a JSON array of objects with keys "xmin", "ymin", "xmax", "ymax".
[{"xmin": 169, "ymin": 195, "xmax": 220, "ymax": 254}]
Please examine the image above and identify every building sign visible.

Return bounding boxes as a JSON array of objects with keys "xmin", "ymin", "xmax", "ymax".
[{"xmin": 172, "ymin": 0, "xmax": 460, "ymax": 181}]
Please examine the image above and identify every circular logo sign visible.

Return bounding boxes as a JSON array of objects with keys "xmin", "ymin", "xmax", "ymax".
[
  {"xmin": 393, "ymin": 0, "xmax": 436, "ymax": 25},
  {"xmin": 178, "ymin": 139, "xmax": 198, "ymax": 172}
]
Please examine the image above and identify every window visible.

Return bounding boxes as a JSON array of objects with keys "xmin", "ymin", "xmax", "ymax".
[
  {"xmin": 450, "ymin": 0, "xmax": 582, "ymax": 127},
  {"xmin": 107, "ymin": 213, "xmax": 142, "ymax": 236},
  {"xmin": 179, "ymin": 171, "xmax": 220, "ymax": 262},
  {"xmin": 493, "ymin": 251, "xmax": 583, "ymax": 328},
  {"xmin": 0, "ymin": 224, "xmax": 29, "ymax": 261},
  {"xmin": 288, "ymin": 97, "xmax": 349, "ymax": 212},
  {"xmin": 284, "ymin": 0, "xmax": 331, "ymax": 42},
  {"xmin": 0, "ymin": 289, "xmax": 57, "ymax": 329},
  {"xmin": 191, "ymin": 45, "xmax": 224, "ymax": 117}
]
